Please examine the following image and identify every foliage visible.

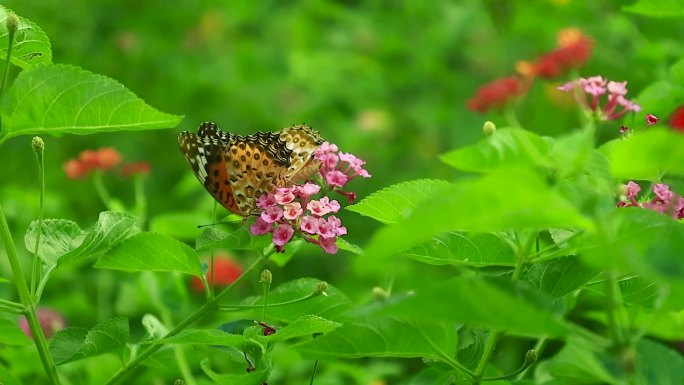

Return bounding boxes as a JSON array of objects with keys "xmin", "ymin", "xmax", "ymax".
[{"xmin": 1, "ymin": 1, "xmax": 684, "ymax": 385}]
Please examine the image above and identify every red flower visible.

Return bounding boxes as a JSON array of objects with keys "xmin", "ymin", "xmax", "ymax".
[
  {"xmin": 191, "ymin": 255, "xmax": 243, "ymax": 292},
  {"xmin": 64, "ymin": 147, "xmax": 124, "ymax": 179},
  {"xmin": 467, "ymin": 76, "xmax": 526, "ymax": 114},
  {"xmin": 517, "ymin": 28, "xmax": 593, "ymax": 79},
  {"xmin": 121, "ymin": 162, "xmax": 151, "ymax": 177},
  {"xmin": 668, "ymin": 105, "xmax": 684, "ymax": 132}
]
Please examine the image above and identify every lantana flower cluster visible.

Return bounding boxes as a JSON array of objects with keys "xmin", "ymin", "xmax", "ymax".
[
  {"xmin": 467, "ymin": 28, "xmax": 593, "ymax": 114},
  {"xmin": 617, "ymin": 181, "xmax": 684, "ymax": 220},
  {"xmin": 64, "ymin": 147, "xmax": 150, "ymax": 179},
  {"xmin": 558, "ymin": 76, "xmax": 641, "ymax": 120},
  {"xmin": 250, "ymin": 142, "xmax": 371, "ymax": 254}
]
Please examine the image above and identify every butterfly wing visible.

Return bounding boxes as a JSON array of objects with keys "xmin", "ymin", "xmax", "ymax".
[
  {"xmin": 225, "ymin": 132, "xmax": 291, "ymax": 215},
  {"xmin": 178, "ymin": 123, "xmax": 244, "ymax": 216},
  {"xmin": 279, "ymin": 124, "xmax": 323, "ymax": 183}
]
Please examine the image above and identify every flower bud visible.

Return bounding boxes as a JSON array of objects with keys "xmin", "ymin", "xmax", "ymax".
[
  {"xmin": 525, "ymin": 349, "xmax": 538, "ymax": 363},
  {"xmin": 372, "ymin": 286, "xmax": 389, "ymax": 301},
  {"xmin": 483, "ymin": 121, "xmax": 496, "ymax": 136},
  {"xmin": 174, "ymin": 380, "xmax": 186, "ymax": 385},
  {"xmin": 316, "ymin": 281, "xmax": 329, "ymax": 296},
  {"xmin": 31, "ymin": 136, "xmax": 45, "ymax": 153},
  {"xmin": 260, "ymin": 269, "xmax": 272, "ymax": 285},
  {"xmin": 5, "ymin": 13, "xmax": 19, "ymax": 35}
]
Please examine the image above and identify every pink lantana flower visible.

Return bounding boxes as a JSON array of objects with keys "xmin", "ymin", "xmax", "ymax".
[
  {"xmin": 617, "ymin": 181, "xmax": 684, "ymax": 220},
  {"xmin": 558, "ymin": 76, "xmax": 641, "ymax": 121},
  {"xmin": 646, "ymin": 113, "xmax": 659, "ymax": 126},
  {"xmin": 248, "ymin": 141, "xmax": 370, "ymax": 254}
]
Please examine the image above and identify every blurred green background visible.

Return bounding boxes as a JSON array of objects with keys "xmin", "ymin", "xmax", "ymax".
[{"xmin": 1, "ymin": 0, "xmax": 684, "ymax": 383}]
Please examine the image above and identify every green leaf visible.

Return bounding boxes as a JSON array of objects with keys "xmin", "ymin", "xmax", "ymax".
[
  {"xmin": 268, "ymin": 315, "xmax": 341, "ymax": 342},
  {"xmin": 525, "ymin": 256, "xmax": 598, "ymax": 298},
  {"xmin": 148, "ymin": 211, "xmax": 208, "ymax": 240},
  {"xmin": 581, "ymin": 208, "xmax": 684, "ymax": 285},
  {"xmin": 670, "ymin": 58, "xmax": 684, "ymax": 86},
  {"xmin": 25, "ymin": 212, "xmax": 138, "ymax": 283},
  {"xmin": 147, "ymin": 329, "xmax": 245, "ymax": 347},
  {"xmin": 456, "ymin": 327, "xmax": 487, "ymax": 370},
  {"xmin": 0, "ymin": 365, "xmax": 22, "ymax": 385},
  {"xmin": 0, "ymin": 6, "xmax": 52, "ymax": 68},
  {"xmin": 364, "ymin": 168, "xmax": 593, "ymax": 262},
  {"xmin": 404, "ymin": 232, "xmax": 515, "ymax": 267},
  {"xmin": 347, "ymin": 179, "xmax": 451, "ymax": 224},
  {"xmin": 196, "ymin": 223, "xmax": 271, "ymax": 251},
  {"xmin": 0, "ymin": 64, "xmax": 183, "ymax": 142},
  {"xmin": 336, "ymin": 237, "xmax": 363, "ymax": 255},
  {"xmin": 50, "ymin": 317, "xmax": 129, "ymax": 365},
  {"xmin": 601, "ymin": 128, "xmax": 684, "ymax": 180},
  {"xmin": 636, "ymin": 339, "xmax": 684, "ymax": 384},
  {"xmin": 0, "ymin": 318, "xmax": 31, "ymax": 346},
  {"xmin": 382, "ymin": 276, "xmax": 569, "ymax": 337},
  {"xmin": 440, "ymin": 128, "xmax": 552, "ymax": 173},
  {"xmin": 623, "ymin": 0, "xmax": 684, "ymax": 18},
  {"xmin": 200, "ymin": 356, "xmax": 271, "ymax": 385},
  {"xmin": 401, "ymin": 367, "xmax": 459, "ymax": 385},
  {"xmin": 294, "ymin": 316, "xmax": 457, "ymax": 361},
  {"xmin": 535, "ymin": 339, "xmax": 619, "ymax": 384},
  {"xmin": 95, "ymin": 232, "xmax": 202, "ymax": 277},
  {"xmin": 239, "ymin": 278, "xmax": 353, "ymax": 323}
]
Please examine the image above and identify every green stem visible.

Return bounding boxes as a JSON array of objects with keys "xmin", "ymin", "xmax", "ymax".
[
  {"xmin": 503, "ymin": 105, "xmax": 522, "ymax": 128},
  {"xmin": 0, "ymin": 298, "xmax": 25, "ymax": 312},
  {"xmin": 159, "ymin": 309, "xmax": 197, "ymax": 385},
  {"xmin": 261, "ymin": 275, "xmax": 270, "ymax": 322},
  {"xmin": 31, "ymin": 142, "xmax": 46, "ymax": 298},
  {"xmin": 0, "ymin": 18, "xmax": 15, "ymax": 97},
  {"xmin": 104, "ymin": 255, "xmax": 267, "ymax": 385},
  {"xmin": 474, "ymin": 231, "xmax": 534, "ymax": 383},
  {"xmin": 92, "ymin": 171, "xmax": 114, "ymax": 211},
  {"xmin": 482, "ymin": 350, "xmax": 536, "ymax": 381},
  {"xmin": 133, "ymin": 175, "xmax": 147, "ymax": 229},
  {"xmin": 605, "ymin": 269, "xmax": 626, "ymax": 346},
  {"xmin": 209, "ymin": 201, "xmax": 218, "ymax": 301},
  {"xmin": 0, "ymin": 204, "xmax": 61, "ymax": 384},
  {"xmin": 308, "ymin": 360, "xmax": 319, "ymax": 385}
]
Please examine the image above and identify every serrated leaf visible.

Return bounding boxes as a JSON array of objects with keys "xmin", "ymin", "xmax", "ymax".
[
  {"xmin": 347, "ymin": 179, "xmax": 451, "ymax": 224},
  {"xmin": 239, "ymin": 278, "xmax": 352, "ymax": 323},
  {"xmin": 382, "ymin": 276, "xmax": 569, "ymax": 338},
  {"xmin": 336, "ymin": 237, "xmax": 363, "ymax": 254},
  {"xmin": 268, "ymin": 315, "xmax": 341, "ymax": 342},
  {"xmin": 294, "ymin": 316, "xmax": 457, "ymax": 361},
  {"xmin": 404, "ymin": 232, "xmax": 515, "ymax": 266},
  {"xmin": 0, "ymin": 6, "xmax": 52, "ymax": 68},
  {"xmin": 457, "ymin": 327, "xmax": 487, "ymax": 370},
  {"xmin": 146, "ymin": 329, "xmax": 246, "ymax": 347},
  {"xmin": 440, "ymin": 128, "xmax": 552, "ymax": 172},
  {"xmin": 363, "ymin": 168, "xmax": 593, "ymax": 262},
  {"xmin": 0, "ymin": 64, "xmax": 183, "ymax": 142},
  {"xmin": 525, "ymin": 256, "xmax": 598, "ymax": 298},
  {"xmin": 196, "ymin": 223, "xmax": 271, "ymax": 251},
  {"xmin": 535, "ymin": 339, "xmax": 619, "ymax": 384},
  {"xmin": 0, "ymin": 318, "xmax": 31, "ymax": 346},
  {"xmin": 601, "ymin": 128, "xmax": 684, "ymax": 180},
  {"xmin": 50, "ymin": 317, "xmax": 128, "ymax": 365},
  {"xmin": 200, "ymin": 356, "xmax": 271, "ymax": 385},
  {"xmin": 25, "ymin": 212, "xmax": 138, "ymax": 285},
  {"xmin": 95, "ymin": 232, "xmax": 202, "ymax": 277},
  {"xmin": 636, "ymin": 339, "xmax": 684, "ymax": 384}
]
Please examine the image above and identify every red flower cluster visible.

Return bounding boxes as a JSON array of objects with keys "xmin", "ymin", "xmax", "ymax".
[
  {"xmin": 517, "ymin": 28, "xmax": 593, "ymax": 79},
  {"xmin": 250, "ymin": 142, "xmax": 370, "ymax": 254},
  {"xmin": 191, "ymin": 255, "xmax": 243, "ymax": 292},
  {"xmin": 668, "ymin": 105, "xmax": 684, "ymax": 132},
  {"xmin": 466, "ymin": 77, "xmax": 527, "ymax": 114},
  {"xmin": 64, "ymin": 148, "xmax": 150, "ymax": 179},
  {"xmin": 468, "ymin": 28, "xmax": 593, "ymax": 114},
  {"xmin": 617, "ymin": 181, "xmax": 684, "ymax": 220}
]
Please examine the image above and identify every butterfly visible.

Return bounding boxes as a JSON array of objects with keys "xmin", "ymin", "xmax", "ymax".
[{"xmin": 178, "ymin": 122, "xmax": 323, "ymax": 216}]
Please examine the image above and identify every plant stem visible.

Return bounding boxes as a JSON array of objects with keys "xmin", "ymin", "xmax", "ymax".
[
  {"xmin": 159, "ymin": 309, "xmax": 197, "ymax": 385},
  {"xmin": 0, "ymin": 204, "xmax": 61, "ymax": 384},
  {"xmin": 473, "ymin": 231, "xmax": 534, "ymax": 383},
  {"xmin": 218, "ymin": 290, "xmax": 319, "ymax": 311},
  {"xmin": 0, "ymin": 17, "xmax": 15, "ymax": 97},
  {"xmin": 31, "ymin": 140, "xmax": 46, "ymax": 298},
  {"xmin": 261, "ymin": 275, "xmax": 270, "ymax": 322},
  {"xmin": 0, "ymin": 298, "xmax": 25, "ymax": 314},
  {"xmin": 308, "ymin": 360, "xmax": 319, "ymax": 385},
  {"xmin": 133, "ymin": 175, "xmax": 147, "ymax": 229},
  {"xmin": 104, "ymin": 255, "xmax": 267, "ymax": 385},
  {"xmin": 92, "ymin": 171, "xmax": 114, "ymax": 211},
  {"xmin": 605, "ymin": 269, "xmax": 626, "ymax": 346}
]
